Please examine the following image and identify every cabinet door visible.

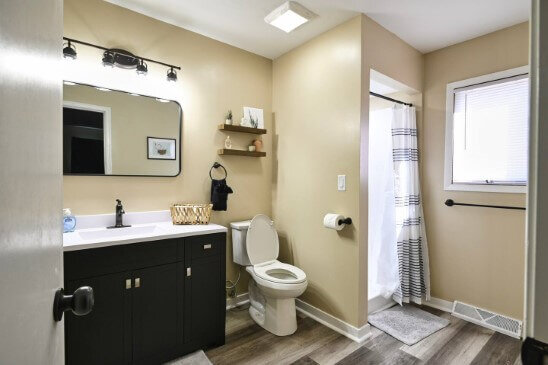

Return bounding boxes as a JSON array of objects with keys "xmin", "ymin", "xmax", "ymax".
[
  {"xmin": 186, "ymin": 255, "xmax": 225, "ymax": 347},
  {"xmin": 132, "ymin": 263, "xmax": 178, "ymax": 365},
  {"xmin": 65, "ymin": 272, "xmax": 131, "ymax": 365}
]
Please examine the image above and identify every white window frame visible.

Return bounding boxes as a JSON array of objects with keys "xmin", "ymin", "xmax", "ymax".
[
  {"xmin": 444, "ymin": 65, "xmax": 529, "ymax": 193},
  {"xmin": 63, "ymin": 101, "xmax": 113, "ymax": 174}
]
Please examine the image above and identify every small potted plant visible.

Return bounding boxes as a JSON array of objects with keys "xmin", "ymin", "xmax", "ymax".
[{"xmin": 225, "ymin": 110, "xmax": 233, "ymax": 125}]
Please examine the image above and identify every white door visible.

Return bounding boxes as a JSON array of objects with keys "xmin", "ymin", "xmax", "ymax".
[
  {"xmin": 527, "ymin": 0, "xmax": 548, "ymax": 346},
  {"xmin": 0, "ymin": 0, "xmax": 64, "ymax": 363}
]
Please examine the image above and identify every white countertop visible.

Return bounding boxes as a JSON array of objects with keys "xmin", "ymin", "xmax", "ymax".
[{"xmin": 63, "ymin": 210, "xmax": 227, "ymax": 252}]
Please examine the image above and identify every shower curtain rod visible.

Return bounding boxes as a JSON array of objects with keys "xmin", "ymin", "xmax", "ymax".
[{"xmin": 370, "ymin": 91, "xmax": 413, "ymax": 107}]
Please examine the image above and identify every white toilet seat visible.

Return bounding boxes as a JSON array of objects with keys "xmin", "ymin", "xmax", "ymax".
[{"xmin": 251, "ymin": 260, "xmax": 307, "ymax": 284}]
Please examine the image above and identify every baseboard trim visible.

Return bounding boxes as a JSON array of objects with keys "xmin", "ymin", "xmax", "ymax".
[
  {"xmin": 368, "ymin": 295, "xmax": 396, "ymax": 315},
  {"xmin": 370, "ymin": 300, "xmax": 396, "ymax": 315},
  {"xmin": 296, "ymin": 299, "xmax": 372, "ymax": 343},
  {"xmin": 423, "ymin": 297, "xmax": 453, "ymax": 312},
  {"xmin": 226, "ymin": 293, "xmax": 249, "ymax": 310},
  {"xmin": 227, "ymin": 294, "xmax": 451, "ymax": 340},
  {"xmin": 226, "ymin": 294, "xmax": 370, "ymax": 343}
]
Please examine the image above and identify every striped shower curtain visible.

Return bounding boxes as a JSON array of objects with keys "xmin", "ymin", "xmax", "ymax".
[{"xmin": 391, "ymin": 105, "xmax": 431, "ymax": 305}]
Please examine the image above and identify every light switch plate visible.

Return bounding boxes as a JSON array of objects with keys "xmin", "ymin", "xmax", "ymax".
[{"xmin": 338, "ymin": 175, "xmax": 346, "ymax": 191}]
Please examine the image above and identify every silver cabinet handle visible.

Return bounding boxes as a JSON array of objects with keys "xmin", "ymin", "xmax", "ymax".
[
  {"xmin": 135, "ymin": 278, "xmax": 141, "ymax": 288},
  {"xmin": 186, "ymin": 267, "xmax": 191, "ymax": 277},
  {"xmin": 203, "ymin": 244, "xmax": 212, "ymax": 250},
  {"xmin": 126, "ymin": 279, "xmax": 132, "ymax": 289}
]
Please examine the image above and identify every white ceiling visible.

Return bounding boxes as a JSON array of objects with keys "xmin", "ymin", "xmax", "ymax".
[{"xmin": 104, "ymin": 0, "xmax": 530, "ymax": 59}]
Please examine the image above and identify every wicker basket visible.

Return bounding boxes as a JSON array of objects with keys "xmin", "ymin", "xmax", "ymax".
[{"xmin": 170, "ymin": 203, "xmax": 213, "ymax": 225}]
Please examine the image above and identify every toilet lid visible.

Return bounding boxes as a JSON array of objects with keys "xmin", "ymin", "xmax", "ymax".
[{"xmin": 246, "ymin": 214, "xmax": 279, "ymax": 265}]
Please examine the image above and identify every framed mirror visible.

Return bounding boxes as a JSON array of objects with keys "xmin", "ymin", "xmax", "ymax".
[{"xmin": 63, "ymin": 82, "xmax": 181, "ymax": 177}]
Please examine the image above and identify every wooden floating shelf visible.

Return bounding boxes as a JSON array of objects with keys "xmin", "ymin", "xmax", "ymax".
[
  {"xmin": 217, "ymin": 149, "xmax": 266, "ymax": 157},
  {"xmin": 218, "ymin": 124, "xmax": 267, "ymax": 135}
]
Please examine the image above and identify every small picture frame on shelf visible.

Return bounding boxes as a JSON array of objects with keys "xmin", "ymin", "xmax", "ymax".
[
  {"xmin": 147, "ymin": 137, "xmax": 176, "ymax": 160},
  {"xmin": 243, "ymin": 106, "xmax": 264, "ymax": 129}
]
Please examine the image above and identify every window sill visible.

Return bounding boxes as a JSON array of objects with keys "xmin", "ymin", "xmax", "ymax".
[{"xmin": 444, "ymin": 183, "xmax": 526, "ymax": 194}]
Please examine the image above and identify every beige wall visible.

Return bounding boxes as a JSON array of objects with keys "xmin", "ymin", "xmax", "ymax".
[
  {"xmin": 64, "ymin": 84, "xmax": 180, "ymax": 175},
  {"xmin": 360, "ymin": 15, "xmax": 424, "ymax": 324},
  {"xmin": 63, "ymin": 0, "xmax": 273, "ymax": 294},
  {"xmin": 272, "ymin": 17, "xmax": 363, "ymax": 326},
  {"xmin": 272, "ymin": 15, "xmax": 423, "ymax": 328},
  {"xmin": 423, "ymin": 22, "xmax": 528, "ymax": 319}
]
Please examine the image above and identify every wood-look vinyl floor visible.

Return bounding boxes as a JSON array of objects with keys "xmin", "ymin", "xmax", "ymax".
[{"xmin": 206, "ymin": 304, "xmax": 522, "ymax": 365}]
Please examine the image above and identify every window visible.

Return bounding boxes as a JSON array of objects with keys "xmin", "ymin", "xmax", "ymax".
[{"xmin": 444, "ymin": 66, "xmax": 529, "ymax": 193}]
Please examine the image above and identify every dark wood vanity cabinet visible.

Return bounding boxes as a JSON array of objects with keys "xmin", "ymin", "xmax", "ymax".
[
  {"xmin": 65, "ymin": 271, "xmax": 130, "ymax": 365},
  {"xmin": 184, "ymin": 235, "xmax": 226, "ymax": 347},
  {"xmin": 64, "ymin": 233, "xmax": 226, "ymax": 365}
]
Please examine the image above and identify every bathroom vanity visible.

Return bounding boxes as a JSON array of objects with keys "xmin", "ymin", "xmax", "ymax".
[
  {"xmin": 63, "ymin": 220, "xmax": 226, "ymax": 365},
  {"xmin": 61, "ymin": 78, "xmax": 226, "ymax": 364}
]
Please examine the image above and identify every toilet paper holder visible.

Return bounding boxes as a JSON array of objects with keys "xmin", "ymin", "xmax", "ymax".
[
  {"xmin": 323, "ymin": 213, "xmax": 352, "ymax": 230},
  {"xmin": 338, "ymin": 217, "xmax": 352, "ymax": 225}
]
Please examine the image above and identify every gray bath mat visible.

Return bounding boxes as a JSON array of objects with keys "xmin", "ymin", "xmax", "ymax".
[
  {"xmin": 164, "ymin": 350, "xmax": 212, "ymax": 365},
  {"xmin": 368, "ymin": 305, "xmax": 450, "ymax": 346}
]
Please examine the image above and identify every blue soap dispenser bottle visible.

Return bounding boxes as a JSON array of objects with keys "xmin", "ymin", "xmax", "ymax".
[{"xmin": 63, "ymin": 208, "xmax": 77, "ymax": 233}]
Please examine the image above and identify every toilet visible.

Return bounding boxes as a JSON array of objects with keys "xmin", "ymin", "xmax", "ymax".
[{"xmin": 231, "ymin": 214, "xmax": 307, "ymax": 336}]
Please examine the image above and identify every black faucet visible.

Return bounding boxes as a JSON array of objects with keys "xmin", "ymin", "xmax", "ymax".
[{"xmin": 108, "ymin": 199, "xmax": 131, "ymax": 229}]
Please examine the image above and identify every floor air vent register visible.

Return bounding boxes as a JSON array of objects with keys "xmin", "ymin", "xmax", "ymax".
[{"xmin": 451, "ymin": 301, "xmax": 522, "ymax": 338}]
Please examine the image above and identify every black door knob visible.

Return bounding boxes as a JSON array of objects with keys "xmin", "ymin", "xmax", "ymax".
[{"xmin": 53, "ymin": 286, "xmax": 94, "ymax": 321}]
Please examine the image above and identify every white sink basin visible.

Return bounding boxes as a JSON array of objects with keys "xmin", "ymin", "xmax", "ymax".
[{"xmin": 78, "ymin": 225, "xmax": 164, "ymax": 241}]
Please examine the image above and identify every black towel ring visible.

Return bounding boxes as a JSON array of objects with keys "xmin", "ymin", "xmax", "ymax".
[{"xmin": 209, "ymin": 162, "xmax": 227, "ymax": 180}]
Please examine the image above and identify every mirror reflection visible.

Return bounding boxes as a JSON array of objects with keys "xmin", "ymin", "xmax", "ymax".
[{"xmin": 63, "ymin": 83, "xmax": 181, "ymax": 176}]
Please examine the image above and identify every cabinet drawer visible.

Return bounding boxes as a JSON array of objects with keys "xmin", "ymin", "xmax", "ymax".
[
  {"xmin": 132, "ymin": 239, "xmax": 178, "ymax": 269},
  {"xmin": 65, "ymin": 239, "xmax": 180, "ymax": 280},
  {"xmin": 65, "ymin": 244, "xmax": 132, "ymax": 280},
  {"xmin": 187, "ymin": 234, "xmax": 224, "ymax": 259}
]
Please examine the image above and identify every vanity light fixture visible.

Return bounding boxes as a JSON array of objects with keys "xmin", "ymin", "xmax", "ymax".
[
  {"xmin": 136, "ymin": 59, "xmax": 148, "ymax": 75},
  {"xmin": 102, "ymin": 51, "xmax": 115, "ymax": 67},
  {"xmin": 62, "ymin": 37, "xmax": 181, "ymax": 82},
  {"xmin": 166, "ymin": 67, "xmax": 177, "ymax": 82},
  {"xmin": 264, "ymin": 1, "xmax": 317, "ymax": 33},
  {"xmin": 63, "ymin": 40, "xmax": 77, "ymax": 59}
]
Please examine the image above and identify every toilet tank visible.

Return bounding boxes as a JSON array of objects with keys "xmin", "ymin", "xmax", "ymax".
[{"xmin": 230, "ymin": 220, "xmax": 252, "ymax": 266}]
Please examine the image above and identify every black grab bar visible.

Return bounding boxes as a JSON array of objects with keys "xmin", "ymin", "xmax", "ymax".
[{"xmin": 444, "ymin": 199, "xmax": 526, "ymax": 211}]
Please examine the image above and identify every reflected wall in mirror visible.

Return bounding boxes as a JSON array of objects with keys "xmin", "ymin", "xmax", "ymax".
[{"xmin": 63, "ymin": 83, "xmax": 181, "ymax": 176}]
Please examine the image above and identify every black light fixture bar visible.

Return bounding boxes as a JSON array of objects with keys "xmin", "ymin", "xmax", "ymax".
[{"xmin": 62, "ymin": 37, "xmax": 181, "ymax": 70}]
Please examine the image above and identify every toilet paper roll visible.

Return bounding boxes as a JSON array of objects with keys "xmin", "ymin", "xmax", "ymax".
[{"xmin": 323, "ymin": 214, "xmax": 346, "ymax": 231}]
